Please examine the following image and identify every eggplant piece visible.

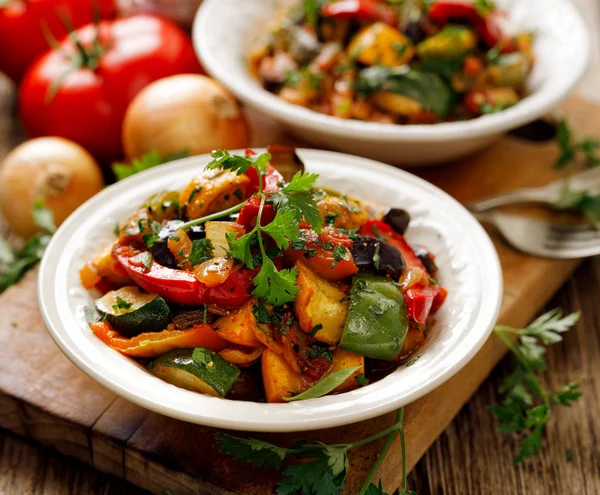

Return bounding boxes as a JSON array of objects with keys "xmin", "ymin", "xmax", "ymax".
[
  {"xmin": 404, "ymin": 21, "xmax": 427, "ymax": 45},
  {"xmin": 350, "ymin": 236, "xmax": 406, "ymax": 279},
  {"xmin": 413, "ymin": 246, "xmax": 438, "ymax": 276},
  {"xmin": 383, "ymin": 208, "xmax": 411, "ymax": 235},
  {"xmin": 150, "ymin": 220, "xmax": 207, "ymax": 268}
]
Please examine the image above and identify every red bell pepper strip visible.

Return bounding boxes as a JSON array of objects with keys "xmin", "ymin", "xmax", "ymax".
[
  {"xmin": 236, "ymin": 196, "xmax": 277, "ymax": 232},
  {"xmin": 428, "ymin": 1, "xmax": 505, "ymax": 49},
  {"xmin": 244, "ymin": 164, "xmax": 284, "ymax": 195},
  {"xmin": 321, "ymin": 0, "xmax": 398, "ymax": 27},
  {"xmin": 91, "ymin": 321, "xmax": 227, "ymax": 358},
  {"xmin": 112, "ymin": 244, "xmax": 255, "ymax": 308}
]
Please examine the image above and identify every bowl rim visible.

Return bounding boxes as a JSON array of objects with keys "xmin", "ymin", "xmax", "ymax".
[
  {"xmin": 193, "ymin": 0, "xmax": 590, "ymax": 142},
  {"xmin": 38, "ymin": 149, "xmax": 503, "ymax": 432}
]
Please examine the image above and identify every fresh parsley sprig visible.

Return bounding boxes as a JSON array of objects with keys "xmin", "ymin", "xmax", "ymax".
[
  {"xmin": 216, "ymin": 407, "xmax": 415, "ymax": 495},
  {"xmin": 0, "ymin": 200, "xmax": 56, "ymax": 294},
  {"xmin": 112, "ymin": 149, "xmax": 189, "ymax": 181},
  {"xmin": 553, "ymin": 118, "xmax": 600, "ymax": 223},
  {"xmin": 203, "ymin": 150, "xmax": 322, "ymax": 306},
  {"xmin": 491, "ymin": 309, "xmax": 582, "ymax": 464}
]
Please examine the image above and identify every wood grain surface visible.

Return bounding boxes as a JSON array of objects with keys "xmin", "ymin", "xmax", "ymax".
[{"xmin": 1, "ymin": 0, "xmax": 600, "ymax": 492}]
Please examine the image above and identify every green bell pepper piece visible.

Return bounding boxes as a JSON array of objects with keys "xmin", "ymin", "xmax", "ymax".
[
  {"xmin": 417, "ymin": 25, "xmax": 477, "ymax": 60},
  {"xmin": 340, "ymin": 275, "xmax": 408, "ymax": 360}
]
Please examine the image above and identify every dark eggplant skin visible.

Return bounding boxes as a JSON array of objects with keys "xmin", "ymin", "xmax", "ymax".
[
  {"xmin": 150, "ymin": 221, "xmax": 207, "ymax": 268},
  {"xmin": 383, "ymin": 208, "xmax": 411, "ymax": 235},
  {"xmin": 413, "ymin": 246, "xmax": 438, "ymax": 277},
  {"xmin": 351, "ymin": 236, "xmax": 406, "ymax": 279}
]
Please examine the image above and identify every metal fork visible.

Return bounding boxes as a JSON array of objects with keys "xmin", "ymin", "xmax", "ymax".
[
  {"xmin": 474, "ymin": 211, "xmax": 600, "ymax": 259},
  {"xmin": 466, "ymin": 167, "xmax": 600, "ymax": 213}
]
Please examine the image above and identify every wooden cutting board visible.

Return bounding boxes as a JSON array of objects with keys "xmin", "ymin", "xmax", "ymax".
[{"xmin": 0, "ymin": 96, "xmax": 595, "ymax": 495}]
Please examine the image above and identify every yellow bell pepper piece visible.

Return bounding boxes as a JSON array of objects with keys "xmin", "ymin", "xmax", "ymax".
[{"xmin": 349, "ymin": 22, "xmax": 414, "ymax": 67}]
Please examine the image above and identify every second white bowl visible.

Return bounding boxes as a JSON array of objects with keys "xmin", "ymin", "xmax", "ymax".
[{"xmin": 193, "ymin": 0, "xmax": 589, "ymax": 166}]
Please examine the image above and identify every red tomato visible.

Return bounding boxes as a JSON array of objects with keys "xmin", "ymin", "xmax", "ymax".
[
  {"xmin": 18, "ymin": 14, "xmax": 202, "ymax": 162},
  {"xmin": 284, "ymin": 228, "xmax": 358, "ymax": 282},
  {"xmin": 0, "ymin": 0, "xmax": 116, "ymax": 83}
]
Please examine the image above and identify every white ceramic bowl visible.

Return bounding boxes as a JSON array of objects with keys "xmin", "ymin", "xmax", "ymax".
[
  {"xmin": 193, "ymin": 0, "xmax": 589, "ymax": 166},
  {"xmin": 39, "ymin": 150, "xmax": 502, "ymax": 432}
]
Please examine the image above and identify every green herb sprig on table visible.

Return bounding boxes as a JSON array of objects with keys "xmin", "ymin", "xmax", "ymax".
[
  {"xmin": 216, "ymin": 407, "xmax": 415, "ymax": 495},
  {"xmin": 112, "ymin": 149, "xmax": 189, "ymax": 181},
  {"xmin": 491, "ymin": 309, "xmax": 583, "ymax": 464},
  {"xmin": 0, "ymin": 200, "xmax": 56, "ymax": 294},
  {"xmin": 553, "ymin": 118, "xmax": 600, "ymax": 223}
]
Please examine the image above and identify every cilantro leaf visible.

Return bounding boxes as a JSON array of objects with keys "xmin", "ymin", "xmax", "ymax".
[
  {"xmin": 252, "ymin": 258, "xmax": 299, "ymax": 306},
  {"xmin": 272, "ymin": 172, "xmax": 323, "ymax": 232},
  {"xmin": 277, "ymin": 453, "xmax": 346, "ymax": 495},
  {"xmin": 552, "ymin": 381, "xmax": 583, "ymax": 406},
  {"xmin": 215, "ymin": 433, "xmax": 288, "ymax": 469},
  {"xmin": 227, "ymin": 232, "xmax": 255, "ymax": 268},
  {"xmin": 365, "ymin": 482, "xmax": 390, "ymax": 495},
  {"xmin": 32, "ymin": 199, "xmax": 57, "ymax": 233},
  {"xmin": 113, "ymin": 150, "xmax": 188, "ymax": 181},
  {"xmin": 261, "ymin": 209, "xmax": 301, "ymax": 249},
  {"xmin": 207, "ymin": 150, "xmax": 271, "ymax": 175},
  {"xmin": 492, "ymin": 309, "xmax": 582, "ymax": 464},
  {"xmin": 331, "ymin": 245, "xmax": 350, "ymax": 268},
  {"xmin": 189, "ymin": 239, "xmax": 214, "ymax": 266},
  {"xmin": 524, "ymin": 309, "xmax": 580, "ymax": 344},
  {"xmin": 514, "ymin": 423, "xmax": 544, "ymax": 465}
]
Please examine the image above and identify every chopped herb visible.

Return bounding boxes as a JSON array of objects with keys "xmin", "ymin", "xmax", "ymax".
[
  {"xmin": 112, "ymin": 296, "xmax": 132, "ymax": 312},
  {"xmin": 291, "ymin": 239, "xmax": 308, "ymax": 250},
  {"xmin": 355, "ymin": 373, "xmax": 369, "ymax": 387},
  {"xmin": 308, "ymin": 323, "xmax": 323, "ymax": 337},
  {"xmin": 169, "ymin": 236, "xmax": 180, "ymax": 242},
  {"xmin": 252, "ymin": 301, "xmax": 271, "ymax": 324},
  {"xmin": 189, "ymin": 239, "xmax": 214, "ymax": 266},
  {"xmin": 321, "ymin": 241, "xmax": 334, "ymax": 251},
  {"xmin": 325, "ymin": 211, "xmax": 340, "ymax": 226},
  {"xmin": 113, "ymin": 223, "xmax": 121, "ymax": 237},
  {"xmin": 192, "ymin": 348, "xmax": 214, "ymax": 369},
  {"xmin": 143, "ymin": 234, "xmax": 160, "ymax": 248},
  {"xmin": 140, "ymin": 252, "xmax": 153, "ymax": 270},
  {"xmin": 405, "ymin": 355, "xmax": 421, "ymax": 367},
  {"xmin": 331, "ymin": 245, "xmax": 350, "ymax": 268},
  {"xmin": 304, "ymin": 248, "xmax": 318, "ymax": 259},
  {"xmin": 307, "ymin": 343, "xmax": 334, "ymax": 362},
  {"xmin": 373, "ymin": 242, "xmax": 381, "ymax": 270},
  {"xmin": 188, "ymin": 186, "xmax": 202, "ymax": 204},
  {"xmin": 233, "ymin": 188, "xmax": 244, "ymax": 200},
  {"xmin": 371, "ymin": 224, "xmax": 386, "ymax": 241},
  {"xmin": 565, "ymin": 449, "xmax": 573, "ymax": 462}
]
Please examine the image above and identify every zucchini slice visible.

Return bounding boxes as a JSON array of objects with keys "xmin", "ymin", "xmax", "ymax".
[
  {"xmin": 148, "ymin": 348, "xmax": 240, "ymax": 397},
  {"xmin": 95, "ymin": 286, "xmax": 171, "ymax": 338}
]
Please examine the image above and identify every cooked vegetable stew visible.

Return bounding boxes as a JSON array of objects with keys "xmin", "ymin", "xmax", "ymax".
[
  {"xmin": 249, "ymin": 0, "xmax": 533, "ymax": 123},
  {"xmin": 81, "ymin": 147, "xmax": 447, "ymax": 402}
]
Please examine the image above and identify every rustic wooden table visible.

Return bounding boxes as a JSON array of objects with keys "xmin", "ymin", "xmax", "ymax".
[{"xmin": 1, "ymin": 1, "xmax": 600, "ymax": 493}]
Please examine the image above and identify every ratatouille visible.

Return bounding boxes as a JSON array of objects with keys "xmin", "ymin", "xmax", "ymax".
[
  {"xmin": 250, "ymin": 0, "xmax": 533, "ymax": 124},
  {"xmin": 81, "ymin": 147, "xmax": 446, "ymax": 402}
]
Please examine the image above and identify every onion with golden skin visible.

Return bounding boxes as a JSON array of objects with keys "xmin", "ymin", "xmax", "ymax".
[
  {"xmin": 122, "ymin": 74, "xmax": 250, "ymax": 160},
  {"xmin": 0, "ymin": 137, "xmax": 103, "ymax": 238}
]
